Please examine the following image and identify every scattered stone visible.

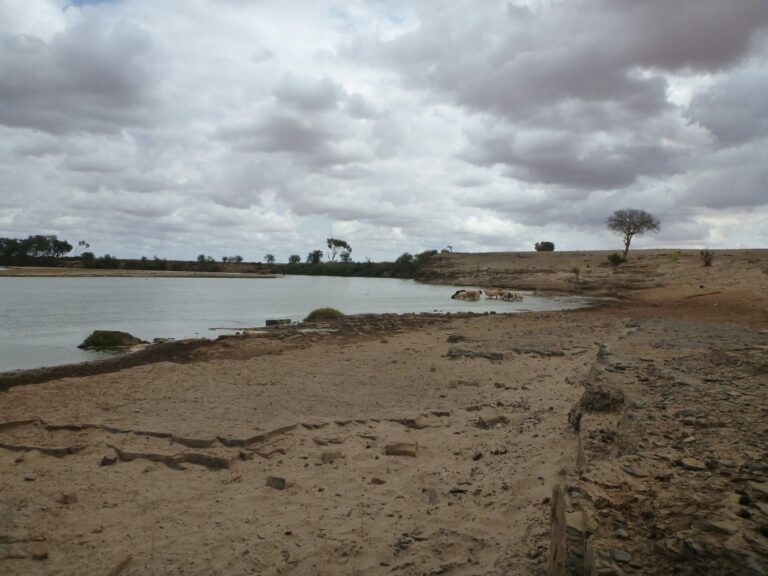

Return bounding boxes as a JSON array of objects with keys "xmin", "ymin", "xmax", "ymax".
[
  {"xmin": 395, "ymin": 416, "xmax": 430, "ymax": 429},
  {"xmin": 100, "ymin": 455, "xmax": 117, "ymax": 466},
  {"xmin": 27, "ymin": 544, "xmax": 48, "ymax": 561},
  {"xmin": 266, "ymin": 476, "xmax": 286, "ymax": 490},
  {"xmin": 472, "ymin": 452, "xmax": 483, "ymax": 461},
  {"xmin": 446, "ymin": 334, "xmax": 466, "ymax": 343},
  {"xmin": 745, "ymin": 555, "xmax": 767, "ymax": 576},
  {"xmin": 447, "ymin": 348, "xmax": 504, "ymax": 361},
  {"xmin": 740, "ymin": 494, "xmax": 755, "ymax": 506},
  {"xmin": 313, "ymin": 437, "xmax": 342, "ymax": 447},
  {"xmin": 370, "ymin": 477, "xmax": 386, "ymax": 485},
  {"xmin": 748, "ymin": 482, "xmax": 768, "ymax": 499},
  {"xmin": 56, "ymin": 493, "xmax": 78, "ymax": 505},
  {"xmin": 426, "ymin": 488, "xmax": 439, "ymax": 504},
  {"xmin": 476, "ymin": 414, "xmax": 509, "ymax": 429},
  {"xmin": 611, "ymin": 548, "xmax": 632, "ymax": 564},
  {"xmin": 622, "ymin": 464, "xmax": 649, "ymax": 478},
  {"xmin": 384, "ymin": 442, "xmax": 418, "ymax": 457},
  {"xmin": 580, "ymin": 385, "xmax": 625, "ymax": 412},
  {"xmin": 320, "ymin": 451, "xmax": 343, "ymax": 464},
  {"xmin": 703, "ymin": 520, "xmax": 738, "ymax": 535},
  {"xmin": 738, "ymin": 508, "xmax": 753, "ymax": 519},
  {"xmin": 565, "ymin": 511, "xmax": 588, "ymax": 537},
  {"xmin": 677, "ymin": 458, "xmax": 707, "ymax": 471},
  {"xmin": 614, "ymin": 528, "xmax": 629, "ymax": 540}
]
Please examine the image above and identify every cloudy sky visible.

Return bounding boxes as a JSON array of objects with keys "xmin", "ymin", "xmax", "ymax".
[{"xmin": 1, "ymin": 0, "xmax": 767, "ymax": 261}]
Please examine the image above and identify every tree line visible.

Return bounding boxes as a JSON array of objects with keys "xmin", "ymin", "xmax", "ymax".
[
  {"xmin": 0, "ymin": 234, "xmax": 439, "ymax": 278},
  {"xmin": 0, "ymin": 235, "xmax": 78, "ymax": 266}
]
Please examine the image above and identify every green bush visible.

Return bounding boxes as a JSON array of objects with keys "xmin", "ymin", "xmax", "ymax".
[
  {"xmin": 78, "ymin": 330, "xmax": 145, "ymax": 349},
  {"xmin": 700, "ymin": 249, "xmax": 714, "ymax": 267},
  {"xmin": 304, "ymin": 307, "xmax": 345, "ymax": 322},
  {"xmin": 608, "ymin": 253, "xmax": 626, "ymax": 266},
  {"xmin": 670, "ymin": 250, "xmax": 682, "ymax": 262}
]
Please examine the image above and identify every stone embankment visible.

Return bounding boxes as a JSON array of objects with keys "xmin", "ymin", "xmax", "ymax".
[{"xmin": 549, "ymin": 318, "xmax": 768, "ymax": 575}]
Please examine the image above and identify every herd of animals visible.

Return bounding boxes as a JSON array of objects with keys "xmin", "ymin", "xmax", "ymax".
[{"xmin": 450, "ymin": 288, "xmax": 524, "ymax": 302}]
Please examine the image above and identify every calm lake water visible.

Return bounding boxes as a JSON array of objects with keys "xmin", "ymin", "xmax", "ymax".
[{"xmin": 0, "ymin": 276, "xmax": 590, "ymax": 372}]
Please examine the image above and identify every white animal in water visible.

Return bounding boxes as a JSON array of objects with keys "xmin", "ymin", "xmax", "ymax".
[
  {"xmin": 500, "ymin": 290, "xmax": 523, "ymax": 302},
  {"xmin": 451, "ymin": 289, "xmax": 482, "ymax": 301},
  {"xmin": 484, "ymin": 288, "xmax": 505, "ymax": 299}
]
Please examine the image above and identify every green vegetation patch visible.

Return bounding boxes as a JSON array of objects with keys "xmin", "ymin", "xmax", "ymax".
[
  {"xmin": 78, "ymin": 330, "xmax": 146, "ymax": 350},
  {"xmin": 304, "ymin": 308, "xmax": 345, "ymax": 322}
]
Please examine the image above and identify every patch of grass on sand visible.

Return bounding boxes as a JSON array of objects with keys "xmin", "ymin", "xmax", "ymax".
[
  {"xmin": 78, "ymin": 330, "xmax": 144, "ymax": 349},
  {"xmin": 304, "ymin": 308, "xmax": 345, "ymax": 322}
]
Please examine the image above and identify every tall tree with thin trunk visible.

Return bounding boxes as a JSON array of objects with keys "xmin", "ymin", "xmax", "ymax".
[{"xmin": 606, "ymin": 208, "xmax": 660, "ymax": 258}]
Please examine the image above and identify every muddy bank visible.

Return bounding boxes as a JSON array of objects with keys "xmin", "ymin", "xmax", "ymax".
[{"xmin": 0, "ymin": 309, "xmax": 618, "ymax": 575}]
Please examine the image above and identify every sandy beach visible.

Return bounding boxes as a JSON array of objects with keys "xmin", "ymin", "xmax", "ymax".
[{"xmin": 1, "ymin": 249, "xmax": 767, "ymax": 575}]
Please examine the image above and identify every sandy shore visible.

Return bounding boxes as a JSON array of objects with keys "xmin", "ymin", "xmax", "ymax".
[{"xmin": 1, "ymin": 249, "xmax": 767, "ymax": 575}]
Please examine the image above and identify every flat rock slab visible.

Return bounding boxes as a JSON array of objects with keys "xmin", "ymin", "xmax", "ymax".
[
  {"xmin": 266, "ymin": 476, "xmax": 286, "ymax": 490},
  {"xmin": 384, "ymin": 442, "xmax": 418, "ymax": 457},
  {"xmin": 677, "ymin": 457, "xmax": 707, "ymax": 471}
]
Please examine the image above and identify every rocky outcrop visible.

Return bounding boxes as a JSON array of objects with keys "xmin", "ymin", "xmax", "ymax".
[
  {"xmin": 550, "ymin": 319, "xmax": 768, "ymax": 575},
  {"xmin": 78, "ymin": 330, "xmax": 146, "ymax": 349}
]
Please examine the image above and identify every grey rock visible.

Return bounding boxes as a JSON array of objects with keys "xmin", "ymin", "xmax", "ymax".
[
  {"xmin": 622, "ymin": 464, "xmax": 649, "ymax": 478},
  {"xmin": 702, "ymin": 520, "xmax": 738, "ymax": 535},
  {"xmin": 611, "ymin": 548, "xmax": 632, "ymax": 564},
  {"xmin": 266, "ymin": 476, "xmax": 286, "ymax": 490},
  {"xmin": 384, "ymin": 442, "xmax": 418, "ymax": 457}
]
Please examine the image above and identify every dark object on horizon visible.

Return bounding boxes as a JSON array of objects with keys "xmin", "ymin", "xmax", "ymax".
[
  {"xmin": 78, "ymin": 330, "xmax": 146, "ymax": 350},
  {"xmin": 535, "ymin": 242, "xmax": 555, "ymax": 252},
  {"xmin": 265, "ymin": 319, "xmax": 291, "ymax": 327}
]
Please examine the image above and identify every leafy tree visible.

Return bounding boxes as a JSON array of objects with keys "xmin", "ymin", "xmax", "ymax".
[
  {"xmin": 606, "ymin": 208, "xmax": 660, "ymax": 258},
  {"xmin": 264, "ymin": 254, "xmax": 275, "ymax": 264},
  {"xmin": 306, "ymin": 250, "xmax": 323, "ymax": 265},
  {"xmin": 288, "ymin": 254, "xmax": 301, "ymax": 265},
  {"xmin": 396, "ymin": 252, "xmax": 414, "ymax": 265},
  {"xmin": 80, "ymin": 251, "xmax": 96, "ymax": 267},
  {"xmin": 339, "ymin": 251, "xmax": 352, "ymax": 263},
  {"xmin": 326, "ymin": 238, "xmax": 351, "ymax": 262}
]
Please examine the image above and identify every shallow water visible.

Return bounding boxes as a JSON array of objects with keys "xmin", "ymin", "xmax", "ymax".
[{"xmin": 0, "ymin": 275, "xmax": 590, "ymax": 372}]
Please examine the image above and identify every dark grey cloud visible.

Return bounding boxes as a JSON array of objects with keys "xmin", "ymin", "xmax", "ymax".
[
  {"xmin": 0, "ymin": 11, "xmax": 157, "ymax": 134},
  {"xmin": 221, "ymin": 114, "xmax": 336, "ymax": 155},
  {"xmin": 349, "ymin": 0, "xmax": 768, "ymax": 194},
  {"xmin": 687, "ymin": 67, "xmax": 768, "ymax": 146},
  {"xmin": 273, "ymin": 74, "xmax": 343, "ymax": 111}
]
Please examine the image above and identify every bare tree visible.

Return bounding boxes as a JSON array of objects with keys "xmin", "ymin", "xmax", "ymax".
[{"xmin": 606, "ymin": 208, "xmax": 660, "ymax": 258}]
